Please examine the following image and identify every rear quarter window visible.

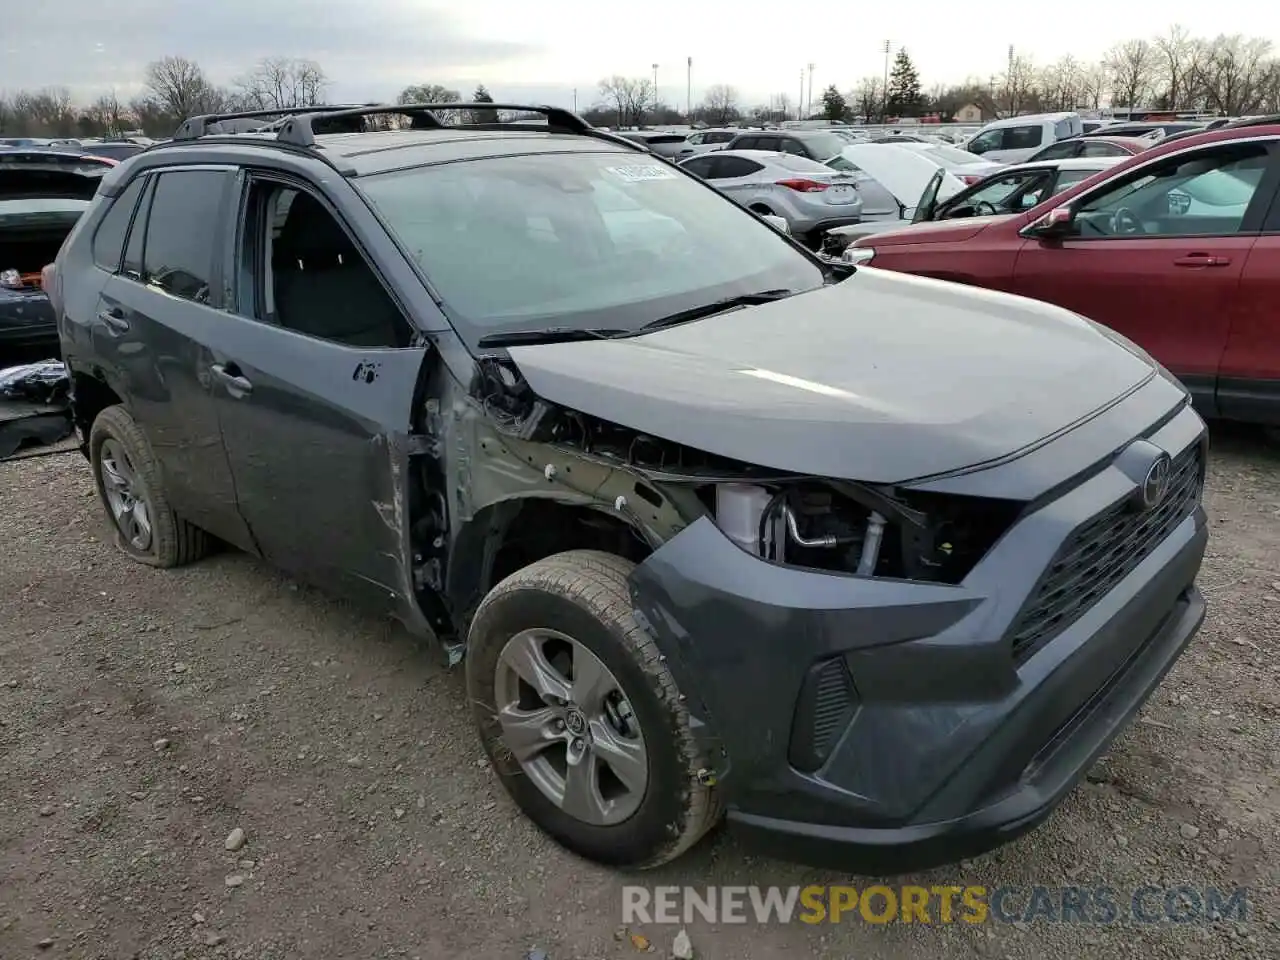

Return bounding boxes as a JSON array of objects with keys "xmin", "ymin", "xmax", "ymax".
[
  {"xmin": 1003, "ymin": 125, "xmax": 1045, "ymax": 150},
  {"xmin": 91, "ymin": 176, "xmax": 145, "ymax": 272}
]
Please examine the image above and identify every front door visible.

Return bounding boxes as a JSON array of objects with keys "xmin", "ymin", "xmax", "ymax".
[
  {"xmin": 1011, "ymin": 139, "xmax": 1279, "ymax": 413},
  {"xmin": 209, "ymin": 173, "xmax": 429, "ymax": 617},
  {"xmin": 91, "ymin": 166, "xmax": 254, "ymax": 550}
]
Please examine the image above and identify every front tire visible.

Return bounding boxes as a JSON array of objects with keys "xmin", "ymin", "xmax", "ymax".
[
  {"xmin": 465, "ymin": 550, "xmax": 721, "ymax": 868},
  {"xmin": 89, "ymin": 405, "xmax": 210, "ymax": 568}
]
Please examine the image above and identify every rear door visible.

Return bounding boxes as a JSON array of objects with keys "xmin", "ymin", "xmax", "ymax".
[
  {"xmin": 986, "ymin": 123, "xmax": 1047, "ymax": 163},
  {"xmin": 92, "ymin": 166, "xmax": 255, "ymax": 550},
  {"xmin": 1011, "ymin": 139, "xmax": 1278, "ymax": 412},
  {"xmin": 1216, "ymin": 188, "xmax": 1280, "ymax": 424},
  {"xmin": 209, "ymin": 171, "xmax": 429, "ymax": 616},
  {"xmin": 703, "ymin": 155, "xmax": 767, "ymax": 204}
]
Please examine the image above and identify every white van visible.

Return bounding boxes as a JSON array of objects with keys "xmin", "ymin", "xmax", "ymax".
[{"xmin": 964, "ymin": 112, "xmax": 1083, "ymax": 163}]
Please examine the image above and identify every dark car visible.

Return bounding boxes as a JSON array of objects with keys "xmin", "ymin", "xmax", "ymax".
[
  {"xmin": 723, "ymin": 128, "xmax": 849, "ymax": 163},
  {"xmin": 0, "ymin": 149, "xmax": 115, "ymax": 365},
  {"xmin": 1026, "ymin": 135, "xmax": 1152, "ymax": 163},
  {"xmin": 49, "ymin": 102, "xmax": 1207, "ymax": 874}
]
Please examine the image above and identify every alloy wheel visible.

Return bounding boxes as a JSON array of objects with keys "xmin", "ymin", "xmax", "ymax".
[
  {"xmin": 494, "ymin": 628, "xmax": 648, "ymax": 826},
  {"xmin": 99, "ymin": 439, "xmax": 153, "ymax": 551}
]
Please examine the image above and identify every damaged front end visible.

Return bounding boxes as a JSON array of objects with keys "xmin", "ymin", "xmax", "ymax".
[{"xmin": 436, "ymin": 351, "xmax": 1025, "ymax": 768}]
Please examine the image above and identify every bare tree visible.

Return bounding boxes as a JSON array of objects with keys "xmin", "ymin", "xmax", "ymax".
[
  {"xmin": 237, "ymin": 57, "xmax": 328, "ymax": 110},
  {"xmin": 597, "ymin": 76, "xmax": 652, "ymax": 127},
  {"xmin": 773, "ymin": 92, "xmax": 793, "ymax": 122},
  {"xmin": 1001, "ymin": 55, "xmax": 1039, "ymax": 116},
  {"xmin": 851, "ymin": 77, "xmax": 881, "ymax": 122},
  {"xmin": 1105, "ymin": 39, "xmax": 1158, "ymax": 110},
  {"xmin": 396, "ymin": 84, "xmax": 461, "ymax": 105},
  {"xmin": 701, "ymin": 84, "xmax": 739, "ymax": 125},
  {"xmin": 1191, "ymin": 34, "xmax": 1274, "ymax": 115},
  {"xmin": 84, "ymin": 91, "xmax": 128, "ymax": 136},
  {"xmin": 1077, "ymin": 63, "xmax": 1108, "ymax": 110},
  {"xmin": 1153, "ymin": 25, "xmax": 1198, "ymax": 109},
  {"xmin": 143, "ymin": 56, "xmax": 225, "ymax": 121},
  {"xmin": 1039, "ymin": 56, "xmax": 1082, "ymax": 110},
  {"xmin": 12, "ymin": 88, "xmax": 75, "ymax": 136}
]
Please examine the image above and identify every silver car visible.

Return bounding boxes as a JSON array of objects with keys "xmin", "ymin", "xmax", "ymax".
[
  {"xmin": 675, "ymin": 128, "xmax": 740, "ymax": 160},
  {"xmin": 678, "ymin": 149, "xmax": 862, "ymax": 243}
]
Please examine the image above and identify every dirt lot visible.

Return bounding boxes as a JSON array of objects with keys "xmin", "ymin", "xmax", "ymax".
[{"xmin": 1, "ymin": 429, "xmax": 1277, "ymax": 960}]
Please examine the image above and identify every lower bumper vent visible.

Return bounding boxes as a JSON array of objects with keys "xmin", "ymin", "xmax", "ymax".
[{"xmin": 789, "ymin": 657, "xmax": 859, "ymax": 773}]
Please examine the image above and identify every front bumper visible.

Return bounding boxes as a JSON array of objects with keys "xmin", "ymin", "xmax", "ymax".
[{"xmin": 628, "ymin": 402, "xmax": 1208, "ymax": 873}]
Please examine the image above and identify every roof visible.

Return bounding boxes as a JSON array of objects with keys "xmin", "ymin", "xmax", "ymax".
[
  {"xmin": 1011, "ymin": 157, "xmax": 1125, "ymax": 172},
  {"xmin": 146, "ymin": 102, "xmax": 650, "ymax": 177}
]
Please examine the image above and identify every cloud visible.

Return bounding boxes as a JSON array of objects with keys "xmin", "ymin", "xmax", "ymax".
[{"xmin": 1, "ymin": 0, "xmax": 539, "ymax": 101}]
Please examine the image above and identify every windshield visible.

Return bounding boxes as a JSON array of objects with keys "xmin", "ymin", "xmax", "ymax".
[
  {"xmin": 799, "ymin": 133, "xmax": 847, "ymax": 160},
  {"xmin": 357, "ymin": 151, "xmax": 825, "ymax": 338},
  {"xmin": 922, "ymin": 145, "xmax": 988, "ymax": 166}
]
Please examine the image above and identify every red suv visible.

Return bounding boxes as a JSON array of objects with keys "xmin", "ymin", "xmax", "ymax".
[{"xmin": 845, "ymin": 119, "xmax": 1280, "ymax": 428}]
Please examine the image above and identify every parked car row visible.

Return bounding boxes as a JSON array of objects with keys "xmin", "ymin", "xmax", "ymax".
[{"xmin": 831, "ymin": 115, "xmax": 1280, "ymax": 431}]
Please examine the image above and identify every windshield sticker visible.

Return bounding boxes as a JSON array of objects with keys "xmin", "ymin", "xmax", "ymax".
[{"xmin": 606, "ymin": 164, "xmax": 678, "ymax": 183}]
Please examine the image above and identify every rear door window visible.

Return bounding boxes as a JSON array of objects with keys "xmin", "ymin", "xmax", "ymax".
[
  {"xmin": 1034, "ymin": 141, "xmax": 1080, "ymax": 161},
  {"xmin": 1002, "ymin": 125, "xmax": 1045, "ymax": 150},
  {"xmin": 680, "ymin": 156, "xmax": 715, "ymax": 178},
  {"xmin": 91, "ymin": 176, "xmax": 146, "ymax": 272},
  {"xmin": 139, "ymin": 170, "xmax": 230, "ymax": 304}
]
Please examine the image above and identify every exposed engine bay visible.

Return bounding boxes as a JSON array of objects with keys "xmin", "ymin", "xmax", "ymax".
[{"xmin": 474, "ymin": 357, "xmax": 1021, "ymax": 585}]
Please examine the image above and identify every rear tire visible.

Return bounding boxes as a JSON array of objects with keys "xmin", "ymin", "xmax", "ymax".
[
  {"xmin": 89, "ymin": 405, "xmax": 210, "ymax": 568},
  {"xmin": 466, "ymin": 550, "xmax": 721, "ymax": 868}
]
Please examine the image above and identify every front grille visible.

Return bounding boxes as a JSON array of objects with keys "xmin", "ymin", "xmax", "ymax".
[{"xmin": 1008, "ymin": 443, "xmax": 1202, "ymax": 663}]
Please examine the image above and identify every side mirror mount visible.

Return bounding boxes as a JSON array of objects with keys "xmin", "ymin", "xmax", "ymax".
[
  {"xmin": 1024, "ymin": 204, "xmax": 1077, "ymax": 240},
  {"xmin": 762, "ymin": 214, "xmax": 791, "ymax": 234}
]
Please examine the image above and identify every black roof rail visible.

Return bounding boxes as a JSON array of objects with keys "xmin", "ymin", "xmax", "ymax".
[
  {"xmin": 1222, "ymin": 114, "xmax": 1280, "ymax": 130},
  {"xmin": 172, "ymin": 104, "xmax": 378, "ymax": 141},
  {"xmin": 275, "ymin": 102, "xmax": 592, "ymax": 147}
]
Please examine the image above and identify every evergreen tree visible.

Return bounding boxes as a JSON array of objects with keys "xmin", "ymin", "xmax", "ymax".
[
  {"xmin": 820, "ymin": 84, "xmax": 847, "ymax": 122},
  {"xmin": 472, "ymin": 84, "xmax": 499, "ymax": 123},
  {"xmin": 886, "ymin": 49, "xmax": 923, "ymax": 117}
]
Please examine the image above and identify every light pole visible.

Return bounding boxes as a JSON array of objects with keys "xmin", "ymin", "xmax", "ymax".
[
  {"xmin": 798, "ymin": 69, "xmax": 804, "ymax": 120},
  {"xmin": 882, "ymin": 40, "xmax": 891, "ymax": 121},
  {"xmin": 687, "ymin": 56, "xmax": 692, "ymax": 123},
  {"xmin": 652, "ymin": 62, "xmax": 659, "ymax": 121},
  {"xmin": 807, "ymin": 63, "xmax": 815, "ymax": 120},
  {"xmin": 572, "ymin": 88, "xmax": 577, "ymax": 113},
  {"xmin": 1006, "ymin": 44, "xmax": 1015, "ymax": 115}
]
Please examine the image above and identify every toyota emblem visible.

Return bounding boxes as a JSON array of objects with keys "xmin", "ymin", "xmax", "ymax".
[{"xmin": 1138, "ymin": 453, "xmax": 1172, "ymax": 511}]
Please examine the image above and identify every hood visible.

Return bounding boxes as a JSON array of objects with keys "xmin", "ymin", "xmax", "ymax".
[
  {"xmin": 852, "ymin": 214, "xmax": 1012, "ymax": 247},
  {"xmin": 838, "ymin": 144, "xmax": 966, "ymax": 213},
  {"xmin": 507, "ymin": 270, "xmax": 1156, "ymax": 484}
]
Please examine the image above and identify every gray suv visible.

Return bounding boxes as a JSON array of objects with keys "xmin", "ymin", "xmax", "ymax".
[{"xmin": 47, "ymin": 102, "xmax": 1208, "ymax": 873}]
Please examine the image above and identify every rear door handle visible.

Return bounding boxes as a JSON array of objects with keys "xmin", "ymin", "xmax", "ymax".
[
  {"xmin": 210, "ymin": 363, "xmax": 253, "ymax": 396},
  {"xmin": 1173, "ymin": 254, "xmax": 1231, "ymax": 267},
  {"xmin": 97, "ymin": 307, "xmax": 130, "ymax": 332}
]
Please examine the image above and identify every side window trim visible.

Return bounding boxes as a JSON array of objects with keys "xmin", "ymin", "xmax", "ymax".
[
  {"xmin": 121, "ymin": 174, "xmax": 155, "ymax": 281},
  {"xmin": 233, "ymin": 169, "xmax": 415, "ymax": 342}
]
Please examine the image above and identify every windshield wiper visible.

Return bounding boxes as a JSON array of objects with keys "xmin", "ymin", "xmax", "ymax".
[
  {"xmin": 476, "ymin": 326, "xmax": 628, "ymax": 348},
  {"xmin": 638, "ymin": 289, "xmax": 795, "ymax": 333}
]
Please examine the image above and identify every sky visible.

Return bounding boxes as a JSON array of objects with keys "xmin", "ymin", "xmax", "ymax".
[{"xmin": 5, "ymin": 1, "xmax": 1280, "ymax": 110}]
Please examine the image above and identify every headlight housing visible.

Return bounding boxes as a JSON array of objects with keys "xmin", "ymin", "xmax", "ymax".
[{"xmin": 842, "ymin": 246, "xmax": 875, "ymax": 265}]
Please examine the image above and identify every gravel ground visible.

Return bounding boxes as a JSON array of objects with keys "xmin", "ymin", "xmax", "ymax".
[{"xmin": 1, "ymin": 428, "xmax": 1277, "ymax": 960}]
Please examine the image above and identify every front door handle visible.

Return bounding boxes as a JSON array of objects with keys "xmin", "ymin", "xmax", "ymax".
[
  {"xmin": 1173, "ymin": 254, "xmax": 1231, "ymax": 267},
  {"xmin": 210, "ymin": 363, "xmax": 253, "ymax": 396},
  {"xmin": 97, "ymin": 307, "xmax": 130, "ymax": 332}
]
